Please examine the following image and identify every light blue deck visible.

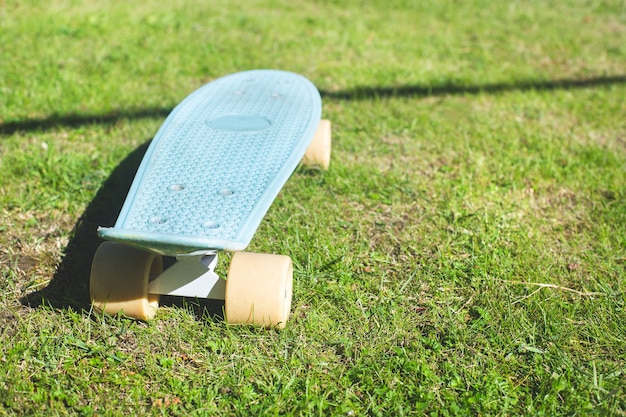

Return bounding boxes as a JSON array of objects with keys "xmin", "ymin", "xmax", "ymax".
[{"xmin": 98, "ymin": 70, "xmax": 322, "ymax": 256}]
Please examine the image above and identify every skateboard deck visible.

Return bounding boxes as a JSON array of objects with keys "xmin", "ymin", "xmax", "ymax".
[{"xmin": 98, "ymin": 69, "xmax": 322, "ymax": 256}]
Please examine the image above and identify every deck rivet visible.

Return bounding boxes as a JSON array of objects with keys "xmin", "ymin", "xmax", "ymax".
[
  {"xmin": 202, "ymin": 221, "xmax": 220, "ymax": 230},
  {"xmin": 148, "ymin": 216, "xmax": 168, "ymax": 225},
  {"xmin": 168, "ymin": 184, "xmax": 185, "ymax": 192}
]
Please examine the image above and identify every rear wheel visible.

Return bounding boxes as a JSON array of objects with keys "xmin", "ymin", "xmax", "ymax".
[
  {"xmin": 302, "ymin": 119, "xmax": 331, "ymax": 170},
  {"xmin": 90, "ymin": 242, "xmax": 163, "ymax": 320},
  {"xmin": 225, "ymin": 252, "xmax": 293, "ymax": 328}
]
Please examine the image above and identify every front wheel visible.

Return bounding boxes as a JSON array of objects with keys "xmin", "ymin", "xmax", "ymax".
[
  {"xmin": 302, "ymin": 119, "xmax": 331, "ymax": 170},
  {"xmin": 224, "ymin": 252, "xmax": 293, "ymax": 328},
  {"xmin": 90, "ymin": 242, "xmax": 163, "ymax": 320}
]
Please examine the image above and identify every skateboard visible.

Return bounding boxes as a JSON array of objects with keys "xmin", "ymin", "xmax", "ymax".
[{"xmin": 89, "ymin": 69, "xmax": 331, "ymax": 328}]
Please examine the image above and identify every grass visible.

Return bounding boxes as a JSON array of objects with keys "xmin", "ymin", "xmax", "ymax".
[{"xmin": 1, "ymin": 0, "xmax": 625, "ymax": 414}]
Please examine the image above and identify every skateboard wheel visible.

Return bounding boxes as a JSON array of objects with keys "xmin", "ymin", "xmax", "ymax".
[
  {"xmin": 90, "ymin": 242, "xmax": 163, "ymax": 320},
  {"xmin": 302, "ymin": 119, "xmax": 331, "ymax": 170},
  {"xmin": 225, "ymin": 252, "xmax": 293, "ymax": 328}
]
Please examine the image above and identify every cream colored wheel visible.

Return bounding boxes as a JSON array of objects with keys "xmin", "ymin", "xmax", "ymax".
[
  {"xmin": 302, "ymin": 119, "xmax": 331, "ymax": 170},
  {"xmin": 225, "ymin": 252, "xmax": 293, "ymax": 328},
  {"xmin": 90, "ymin": 242, "xmax": 163, "ymax": 320}
]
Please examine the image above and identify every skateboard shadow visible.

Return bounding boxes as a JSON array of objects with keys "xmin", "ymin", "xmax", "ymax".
[
  {"xmin": 21, "ymin": 140, "xmax": 225, "ymax": 322},
  {"xmin": 21, "ymin": 142, "xmax": 150, "ymax": 312},
  {"xmin": 160, "ymin": 296, "xmax": 225, "ymax": 322}
]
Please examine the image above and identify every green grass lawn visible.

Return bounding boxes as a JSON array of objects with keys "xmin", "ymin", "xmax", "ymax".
[{"xmin": 1, "ymin": 0, "xmax": 625, "ymax": 415}]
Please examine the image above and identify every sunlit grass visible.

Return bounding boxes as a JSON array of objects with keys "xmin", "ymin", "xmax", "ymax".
[{"xmin": 1, "ymin": 0, "xmax": 625, "ymax": 414}]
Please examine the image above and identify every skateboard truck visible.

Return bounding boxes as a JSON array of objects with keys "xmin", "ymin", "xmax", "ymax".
[{"xmin": 148, "ymin": 254, "xmax": 226, "ymax": 300}]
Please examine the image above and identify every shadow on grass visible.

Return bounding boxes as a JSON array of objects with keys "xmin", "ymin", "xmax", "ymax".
[
  {"xmin": 2, "ymin": 75, "xmax": 624, "ymax": 137},
  {"xmin": 320, "ymin": 74, "xmax": 626, "ymax": 100},
  {"xmin": 160, "ymin": 296, "xmax": 225, "ymax": 322},
  {"xmin": 21, "ymin": 140, "xmax": 225, "ymax": 321},
  {"xmin": 0, "ymin": 106, "xmax": 173, "ymax": 136},
  {"xmin": 21, "ymin": 142, "xmax": 151, "ymax": 312}
]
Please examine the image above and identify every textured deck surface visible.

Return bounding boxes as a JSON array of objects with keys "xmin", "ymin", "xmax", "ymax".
[{"xmin": 98, "ymin": 70, "xmax": 322, "ymax": 255}]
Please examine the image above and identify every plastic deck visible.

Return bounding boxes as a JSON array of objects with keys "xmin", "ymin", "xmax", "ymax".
[{"xmin": 98, "ymin": 70, "xmax": 322, "ymax": 255}]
